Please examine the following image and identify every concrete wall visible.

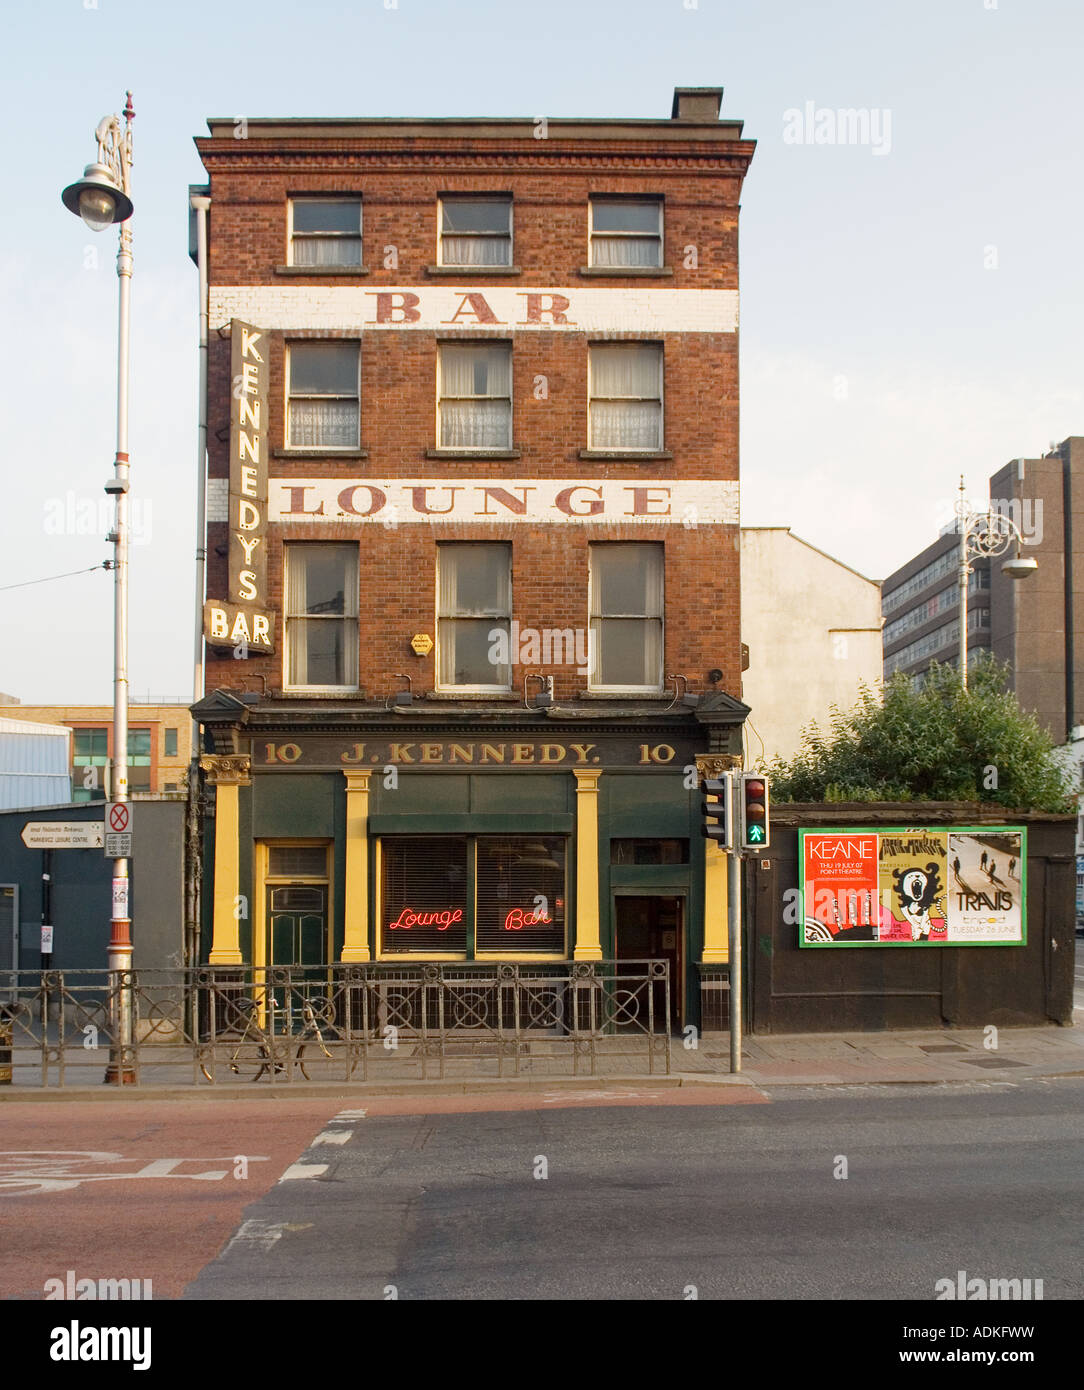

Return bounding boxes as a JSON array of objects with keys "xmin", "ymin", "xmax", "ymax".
[{"xmin": 741, "ymin": 528, "xmax": 883, "ymax": 765}]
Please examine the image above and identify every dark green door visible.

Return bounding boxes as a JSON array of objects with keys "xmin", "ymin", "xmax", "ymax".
[{"xmin": 268, "ymin": 884, "xmax": 327, "ymax": 967}]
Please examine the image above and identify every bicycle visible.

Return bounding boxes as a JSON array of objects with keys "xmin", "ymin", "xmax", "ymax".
[{"xmin": 199, "ymin": 995, "xmax": 358, "ymax": 1082}]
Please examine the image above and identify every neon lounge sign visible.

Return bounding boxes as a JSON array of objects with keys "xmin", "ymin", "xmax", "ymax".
[{"xmin": 386, "ymin": 907, "xmax": 464, "ymax": 931}]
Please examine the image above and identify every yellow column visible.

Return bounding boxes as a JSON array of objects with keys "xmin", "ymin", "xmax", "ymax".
[
  {"xmin": 702, "ymin": 841, "xmax": 730, "ymax": 964},
  {"xmin": 200, "ymin": 755, "xmax": 251, "ymax": 965},
  {"xmin": 572, "ymin": 769, "xmax": 603, "ymax": 960},
  {"xmin": 696, "ymin": 754, "xmax": 738, "ymax": 964},
  {"xmin": 341, "ymin": 770, "xmax": 372, "ymax": 962}
]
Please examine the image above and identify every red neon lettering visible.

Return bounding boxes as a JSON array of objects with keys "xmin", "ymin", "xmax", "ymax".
[
  {"xmin": 503, "ymin": 907, "xmax": 554, "ymax": 931},
  {"xmin": 387, "ymin": 907, "xmax": 464, "ymax": 931}
]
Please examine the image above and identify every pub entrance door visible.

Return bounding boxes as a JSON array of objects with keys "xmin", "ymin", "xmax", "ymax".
[{"xmin": 613, "ymin": 895, "xmax": 683, "ymax": 1031}]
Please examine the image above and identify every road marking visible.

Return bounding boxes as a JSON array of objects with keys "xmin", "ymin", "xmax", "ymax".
[
  {"xmin": 0, "ymin": 1151, "xmax": 268, "ymax": 1196},
  {"xmin": 334, "ymin": 1109, "xmax": 367, "ymax": 1119},
  {"xmin": 311, "ymin": 1131, "xmax": 351, "ymax": 1146},
  {"xmin": 279, "ymin": 1163, "xmax": 328, "ymax": 1181},
  {"xmin": 223, "ymin": 1219, "xmax": 313, "ymax": 1254},
  {"xmin": 542, "ymin": 1090, "xmax": 664, "ymax": 1103}
]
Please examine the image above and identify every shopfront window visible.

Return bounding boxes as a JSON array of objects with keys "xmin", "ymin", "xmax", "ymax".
[
  {"xmin": 381, "ymin": 837, "xmax": 469, "ymax": 953},
  {"xmin": 475, "ymin": 837, "xmax": 566, "ymax": 952},
  {"xmin": 380, "ymin": 834, "xmax": 567, "ymax": 955}
]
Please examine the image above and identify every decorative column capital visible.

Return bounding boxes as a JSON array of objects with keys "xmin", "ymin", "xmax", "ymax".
[
  {"xmin": 200, "ymin": 754, "xmax": 252, "ymax": 787},
  {"xmin": 695, "ymin": 754, "xmax": 741, "ymax": 781},
  {"xmin": 343, "ymin": 769, "xmax": 374, "ymax": 793},
  {"xmin": 572, "ymin": 768, "xmax": 602, "ymax": 791}
]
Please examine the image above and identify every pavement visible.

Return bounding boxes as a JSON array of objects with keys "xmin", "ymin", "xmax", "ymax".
[
  {"xmin": 4, "ymin": 941, "xmax": 1080, "ymax": 1098},
  {"xmin": 3, "ymin": 1017, "xmax": 1082, "ymax": 1099}
]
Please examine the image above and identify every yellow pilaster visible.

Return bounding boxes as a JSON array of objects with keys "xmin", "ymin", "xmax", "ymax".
[
  {"xmin": 341, "ymin": 770, "xmax": 372, "ymax": 962},
  {"xmin": 696, "ymin": 754, "xmax": 740, "ymax": 964},
  {"xmin": 200, "ymin": 755, "xmax": 251, "ymax": 966},
  {"xmin": 702, "ymin": 840, "xmax": 730, "ymax": 964},
  {"xmin": 572, "ymin": 768, "xmax": 603, "ymax": 960}
]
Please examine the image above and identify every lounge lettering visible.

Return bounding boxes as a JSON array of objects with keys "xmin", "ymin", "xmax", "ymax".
[{"xmin": 387, "ymin": 907, "xmax": 464, "ymax": 931}]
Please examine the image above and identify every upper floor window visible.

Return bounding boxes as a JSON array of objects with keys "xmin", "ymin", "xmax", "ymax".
[
  {"xmin": 289, "ymin": 198, "xmax": 362, "ymax": 267},
  {"xmin": 439, "ymin": 196, "xmax": 512, "ymax": 266},
  {"xmin": 286, "ymin": 342, "xmax": 359, "ymax": 449},
  {"xmin": 589, "ymin": 198, "xmax": 663, "ymax": 268},
  {"xmin": 437, "ymin": 543, "xmax": 512, "ymax": 691},
  {"xmin": 589, "ymin": 543, "xmax": 664, "ymax": 691},
  {"xmin": 438, "ymin": 343, "xmax": 512, "ymax": 450},
  {"xmin": 164, "ymin": 728, "xmax": 178, "ymax": 758},
  {"xmin": 588, "ymin": 343, "xmax": 663, "ymax": 451},
  {"xmin": 284, "ymin": 543, "xmax": 359, "ymax": 691},
  {"xmin": 72, "ymin": 728, "xmax": 108, "ymax": 802}
]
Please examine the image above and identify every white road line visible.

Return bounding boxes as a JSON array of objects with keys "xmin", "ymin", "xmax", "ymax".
[
  {"xmin": 222, "ymin": 1219, "xmax": 312, "ymax": 1253},
  {"xmin": 310, "ymin": 1131, "xmax": 351, "ymax": 1146},
  {"xmin": 279, "ymin": 1163, "xmax": 328, "ymax": 1181}
]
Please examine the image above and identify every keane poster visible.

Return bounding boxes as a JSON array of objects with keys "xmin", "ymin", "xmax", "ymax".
[{"xmin": 799, "ymin": 827, "xmax": 1025, "ymax": 947}]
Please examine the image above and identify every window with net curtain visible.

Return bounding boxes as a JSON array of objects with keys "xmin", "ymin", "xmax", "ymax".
[
  {"xmin": 437, "ymin": 543, "xmax": 512, "ymax": 689},
  {"xmin": 438, "ymin": 344, "xmax": 512, "ymax": 449},
  {"xmin": 590, "ymin": 199, "xmax": 662, "ymax": 267},
  {"xmin": 287, "ymin": 342, "xmax": 359, "ymax": 448},
  {"xmin": 285, "ymin": 544, "xmax": 359, "ymax": 689},
  {"xmin": 588, "ymin": 343, "xmax": 663, "ymax": 450},
  {"xmin": 289, "ymin": 198, "xmax": 362, "ymax": 267},
  {"xmin": 589, "ymin": 543, "xmax": 664, "ymax": 690},
  {"xmin": 439, "ymin": 197, "xmax": 512, "ymax": 266}
]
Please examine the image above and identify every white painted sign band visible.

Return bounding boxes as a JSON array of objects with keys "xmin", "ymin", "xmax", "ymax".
[
  {"xmin": 210, "ymin": 286, "xmax": 739, "ymax": 335},
  {"xmin": 269, "ymin": 479, "xmax": 739, "ymax": 526}
]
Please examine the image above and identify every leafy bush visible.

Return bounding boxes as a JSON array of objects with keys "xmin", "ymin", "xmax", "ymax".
[{"xmin": 766, "ymin": 658, "xmax": 1075, "ymax": 812}]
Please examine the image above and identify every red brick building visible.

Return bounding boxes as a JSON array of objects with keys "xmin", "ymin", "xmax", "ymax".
[{"xmin": 191, "ymin": 87, "xmax": 755, "ymax": 1029}]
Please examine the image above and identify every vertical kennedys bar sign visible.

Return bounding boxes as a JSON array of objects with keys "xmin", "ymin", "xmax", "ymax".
[{"xmin": 203, "ymin": 319, "xmax": 277, "ymax": 654}]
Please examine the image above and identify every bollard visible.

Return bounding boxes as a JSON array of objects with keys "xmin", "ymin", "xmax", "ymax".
[{"xmin": 0, "ymin": 1002, "xmax": 15, "ymax": 1084}]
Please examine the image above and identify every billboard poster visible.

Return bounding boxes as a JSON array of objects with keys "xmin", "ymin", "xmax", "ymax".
[{"xmin": 799, "ymin": 827, "xmax": 1025, "ymax": 947}]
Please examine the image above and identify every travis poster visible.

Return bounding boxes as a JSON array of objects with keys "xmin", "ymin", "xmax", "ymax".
[{"xmin": 799, "ymin": 827, "xmax": 1025, "ymax": 947}]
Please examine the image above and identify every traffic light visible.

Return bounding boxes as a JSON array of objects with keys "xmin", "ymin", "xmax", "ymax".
[
  {"xmin": 739, "ymin": 773, "xmax": 770, "ymax": 850},
  {"xmin": 700, "ymin": 776, "xmax": 733, "ymax": 849}
]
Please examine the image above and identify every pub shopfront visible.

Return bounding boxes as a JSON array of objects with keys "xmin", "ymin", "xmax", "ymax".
[{"xmin": 194, "ymin": 696, "xmax": 748, "ymax": 1030}]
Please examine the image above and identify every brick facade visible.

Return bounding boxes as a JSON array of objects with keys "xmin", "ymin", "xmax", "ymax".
[
  {"xmin": 191, "ymin": 90, "xmax": 756, "ymax": 1023},
  {"xmin": 196, "ymin": 104, "xmax": 754, "ymax": 703}
]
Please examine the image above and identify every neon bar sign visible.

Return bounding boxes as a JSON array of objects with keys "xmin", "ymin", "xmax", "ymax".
[
  {"xmin": 387, "ymin": 907, "xmax": 464, "ymax": 931},
  {"xmin": 503, "ymin": 907, "xmax": 553, "ymax": 932}
]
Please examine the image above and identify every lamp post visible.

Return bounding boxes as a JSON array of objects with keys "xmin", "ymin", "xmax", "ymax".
[
  {"xmin": 955, "ymin": 476, "xmax": 1038, "ymax": 688},
  {"xmin": 62, "ymin": 94, "xmax": 136, "ymax": 1084}
]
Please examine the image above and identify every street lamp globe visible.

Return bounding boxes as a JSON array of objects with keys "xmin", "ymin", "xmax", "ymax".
[
  {"xmin": 1001, "ymin": 552, "xmax": 1039, "ymax": 580},
  {"xmin": 61, "ymin": 161, "xmax": 134, "ymax": 231}
]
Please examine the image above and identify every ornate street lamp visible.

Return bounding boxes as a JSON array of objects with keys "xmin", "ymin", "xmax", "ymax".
[
  {"xmin": 61, "ymin": 94, "xmax": 135, "ymax": 1084},
  {"xmin": 955, "ymin": 476, "xmax": 1038, "ymax": 688}
]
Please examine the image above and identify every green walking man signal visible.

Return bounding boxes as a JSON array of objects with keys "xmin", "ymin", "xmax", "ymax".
[{"xmin": 739, "ymin": 773, "xmax": 770, "ymax": 850}]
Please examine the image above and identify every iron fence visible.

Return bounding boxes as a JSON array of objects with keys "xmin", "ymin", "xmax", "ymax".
[{"xmin": 0, "ymin": 961, "xmax": 671, "ymax": 1086}]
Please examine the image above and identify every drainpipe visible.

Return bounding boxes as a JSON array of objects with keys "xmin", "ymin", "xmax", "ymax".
[
  {"xmin": 186, "ymin": 192, "xmax": 210, "ymax": 990},
  {"xmin": 1063, "ymin": 450, "xmax": 1075, "ymax": 740}
]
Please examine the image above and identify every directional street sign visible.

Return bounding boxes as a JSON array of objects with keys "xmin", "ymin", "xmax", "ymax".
[
  {"xmin": 105, "ymin": 833, "xmax": 133, "ymax": 859},
  {"xmin": 20, "ymin": 822, "xmax": 104, "ymax": 850},
  {"xmin": 106, "ymin": 802, "xmax": 131, "ymax": 834}
]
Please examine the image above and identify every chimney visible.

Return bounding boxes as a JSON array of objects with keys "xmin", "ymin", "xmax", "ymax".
[{"xmin": 671, "ymin": 87, "xmax": 724, "ymax": 121}]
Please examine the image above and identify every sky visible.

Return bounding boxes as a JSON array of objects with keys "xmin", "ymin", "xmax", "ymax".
[{"xmin": 1, "ymin": 0, "xmax": 1081, "ymax": 704}]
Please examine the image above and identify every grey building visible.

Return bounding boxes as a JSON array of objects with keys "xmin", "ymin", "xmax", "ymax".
[
  {"xmin": 881, "ymin": 535, "xmax": 990, "ymax": 687},
  {"xmin": 883, "ymin": 436, "xmax": 1084, "ymax": 743}
]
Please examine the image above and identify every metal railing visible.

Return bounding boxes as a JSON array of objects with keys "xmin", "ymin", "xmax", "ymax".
[{"xmin": 0, "ymin": 961, "xmax": 671, "ymax": 1086}]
